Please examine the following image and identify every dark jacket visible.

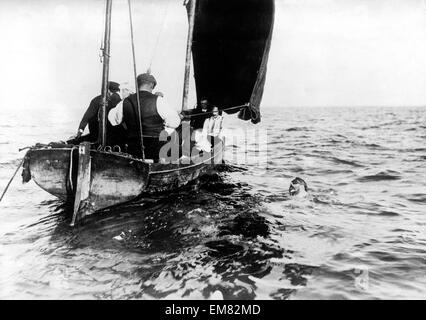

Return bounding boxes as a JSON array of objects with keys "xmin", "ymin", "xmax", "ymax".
[
  {"xmin": 78, "ymin": 92, "xmax": 121, "ymax": 142},
  {"xmin": 123, "ymin": 91, "xmax": 164, "ymax": 140},
  {"xmin": 191, "ymin": 103, "xmax": 215, "ymax": 129},
  {"xmin": 122, "ymin": 91, "xmax": 165, "ymax": 160}
]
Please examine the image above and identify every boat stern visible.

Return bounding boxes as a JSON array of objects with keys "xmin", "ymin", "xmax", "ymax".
[{"xmin": 23, "ymin": 147, "xmax": 74, "ymax": 200}]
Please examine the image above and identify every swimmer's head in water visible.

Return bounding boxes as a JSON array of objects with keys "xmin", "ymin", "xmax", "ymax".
[{"xmin": 289, "ymin": 177, "xmax": 308, "ymax": 196}]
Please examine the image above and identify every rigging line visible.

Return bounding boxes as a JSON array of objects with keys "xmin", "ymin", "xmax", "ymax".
[
  {"xmin": 128, "ymin": 0, "xmax": 145, "ymax": 160},
  {"xmin": 148, "ymin": 0, "xmax": 172, "ymax": 71},
  {"xmin": 185, "ymin": 104, "xmax": 250, "ymax": 118},
  {"xmin": 0, "ymin": 157, "xmax": 25, "ymax": 203}
]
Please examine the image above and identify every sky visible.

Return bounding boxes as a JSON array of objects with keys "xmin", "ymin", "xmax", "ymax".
[{"xmin": 0, "ymin": 0, "xmax": 426, "ymax": 120}]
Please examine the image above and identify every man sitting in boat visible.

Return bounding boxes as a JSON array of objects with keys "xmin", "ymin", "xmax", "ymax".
[
  {"xmin": 73, "ymin": 81, "xmax": 123, "ymax": 144},
  {"xmin": 191, "ymin": 98, "xmax": 214, "ymax": 129},
  {"xmin": 196, "ymin": 106, "xmax": 224, "ymax": 152},
  {"xmin": 108, "ymin": 73, "xmax": 181, "ymax": 161}
]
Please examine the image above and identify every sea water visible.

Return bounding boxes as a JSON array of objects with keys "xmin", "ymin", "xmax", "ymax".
[{"xmin": 0, "ymin": 106, "xmax": 425, "ymax": 299}]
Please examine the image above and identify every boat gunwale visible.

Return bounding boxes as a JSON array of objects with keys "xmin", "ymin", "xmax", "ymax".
[
  {"xmin": 149, "ymin": 153, "xmax": 216, "ymax": 175},
  {"xmin": 28, "ymin": 146, "xmax": 221, "ymax": 175}
]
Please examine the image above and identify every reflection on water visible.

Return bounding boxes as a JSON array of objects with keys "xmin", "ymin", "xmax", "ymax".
[{"xmin": 0, "ymin": 107, "xmax": 425, "ymax": 299}]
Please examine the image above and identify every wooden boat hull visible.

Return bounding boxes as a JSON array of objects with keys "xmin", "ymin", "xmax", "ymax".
[
  {"xmin": 87, "ymin": 151, "xmax": 150, "ymax": 211},
  {"xmin": 24, "ymin": 140, "xmax": 224, "ymax": 223},
  {"xmin": 26, "ymin": 148, "xmax": 150, "ymax": 210},
  {"xmin": 26, "ymin": 148, "xmax": 72, "ymax": 201}
]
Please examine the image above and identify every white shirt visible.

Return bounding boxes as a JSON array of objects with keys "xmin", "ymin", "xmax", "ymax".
[
  {"xmin": 202, "ymin": 115, "xmax": 224, "ymax": 137},
  {"xmin": 194, "ymin": 115, "xmax": 224, "ymax": 152},
  {"xmin": 108, "ymin": 91, "xmax": 181, "ymax": 135}
]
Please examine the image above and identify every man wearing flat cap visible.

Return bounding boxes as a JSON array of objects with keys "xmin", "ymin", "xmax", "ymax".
[
  {"xmin": 108, "ymin": 73, "xmax": 181, "ymax": 161},
  {"xmin": 74, "ymin": 81, "xmax": 122, "ymax": 143}
]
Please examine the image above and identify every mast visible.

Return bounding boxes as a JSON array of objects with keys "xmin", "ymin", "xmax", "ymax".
[
  {"xmin": 181, "ymin": 0, "xmax": 197, "ymax": 111},
  {"xmin": 98, "ymin": 0, "xmax": 112, "ymax": 146}
]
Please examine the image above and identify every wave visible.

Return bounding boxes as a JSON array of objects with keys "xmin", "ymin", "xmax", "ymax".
[
  {"xmin": 355, "ymin": 142, "xmax": 387, "ymax": 151},
  {"xmin": 285, "ymin": 127, "xmax": 310, "ymax": 132},
  {"xmin": 0, "ymin": 159, "xmax": 23, "ymax": 168},
  {"xmin": 316, "ymin": 169, "xmax": 353, "ymax": 175},
  {"xmin": 360, "ymin": 120, "xmax": 406, "ymax": 130},
  {"xmin": 357, "ymin": 171, "xmax": 401, "ymax": 182},
  {"xmin": 368, "ymin": 251, "xmax": 399, "ymax": 262},
  {"xmin": 398, "ymin": 148, "xmax": 426, "ymax": 153},
  {"xmin": 406, "ymin": 194, "xmax": 426, "ymax": 203},
  {"xmin": 379, "ymin": 210, "xmax": 400, "ymax": 217},
  {"xmin": 330, "ymin": 157, "xmax": 364, "ymax": 168}
]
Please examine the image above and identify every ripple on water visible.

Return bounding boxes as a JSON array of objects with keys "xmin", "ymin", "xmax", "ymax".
[
  {"xmin": 357, "ymin": 171, "xmax": 401, "ymax": 182},
  {"xmin": 406, "ymin": 194, "xmax": 426, "ymax": 204},
  {"xmin": 329, "ymin": 156, "xmax": 364, "ymax": 168},
  {"xmin": 1, "ymin": 106, "xmax": 426, "ymax": 300}
]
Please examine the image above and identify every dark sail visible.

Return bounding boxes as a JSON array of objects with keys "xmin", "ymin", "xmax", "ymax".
[{"xmin": 189, "ymin": 0, "xmax": 275, "ymax": 124}]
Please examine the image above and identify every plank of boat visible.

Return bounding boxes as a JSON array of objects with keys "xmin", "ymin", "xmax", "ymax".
[
  {"xmin": 88, "ymin": 150, "xmax": 149, "ymax": 210},
  {"xmin": 25, "ymin": 147, "xmax": 150, "ymax": 211},
  {"xmin": 147, "ymin": 140, "xmax": 224, "ymax": 193},
  {"xmin": 26, "ymin": 147, "xmax": 73, "ymax": 200}
]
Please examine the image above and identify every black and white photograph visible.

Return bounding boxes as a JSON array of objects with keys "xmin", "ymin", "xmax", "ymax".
[{"xmin": 0, "ymin": 0, "xmax": 425, "ymax": 303}]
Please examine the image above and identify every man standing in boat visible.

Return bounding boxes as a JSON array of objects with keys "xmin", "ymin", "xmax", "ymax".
[
  {"xmin": 108, "ymin": 73, "xmax": 181, "ymax": 161},
  {"xmin": 73, "ymin": 81, "xmax": 123, "ymax": 144}
]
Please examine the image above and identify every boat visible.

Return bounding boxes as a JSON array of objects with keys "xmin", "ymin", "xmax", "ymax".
[{"xmin": 21, "ymin": 0, "xmax": 275, "ymax": 226}]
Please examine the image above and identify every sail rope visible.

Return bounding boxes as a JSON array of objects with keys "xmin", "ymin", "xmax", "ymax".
[
  {"xmin": 148, "ymin": 0, "xmax": 171, "ymax": 72},
  {"xmin": 127, "ymin": 0, "xmax": 145, "ymax": 160},
  {"xmin": 0, "ymin": 157, "xmax": 25, "ymax": 203},
  {"xmin": 130, "ymin": 103, "xmax": 250, "ymax": 139},
  {"xmin": 185, "ymin": 103, "xmax": 249, "ymax": 118}
]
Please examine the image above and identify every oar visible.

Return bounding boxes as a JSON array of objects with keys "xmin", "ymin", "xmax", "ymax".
[{"xmin": 0, "ymin": 157, "xmax": 25, "ymax": 203}]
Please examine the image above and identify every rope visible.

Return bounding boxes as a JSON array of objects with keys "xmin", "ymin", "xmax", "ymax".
[
  {"xmin": 68, "ymin": 147, "xmax": 77, "ymax": 192},
  {"xmin": 128, "ymin": 0, "xmax": 145, "ymax": 160},
  {"xmin": 148, "ymin": 0, "xmax": 171, "ymax": 72},
  {"xmin": 0, "ymin": 157, "xmax": 25, "ymax": 203},
  {"xmin": 185, "ymin": 103, "xmax": 249, "ymax": 118}
]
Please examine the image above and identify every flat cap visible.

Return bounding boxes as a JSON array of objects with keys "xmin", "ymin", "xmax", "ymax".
[{"xmin": 108, "ymin": 81, "xmax": 120, "ymax": 92}]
